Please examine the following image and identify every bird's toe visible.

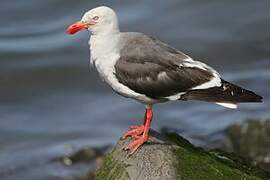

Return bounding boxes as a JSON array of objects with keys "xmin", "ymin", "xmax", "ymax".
[
  {"xmin": 121, "ymin": 125, "xmax": 144, "ymax": 139},
  {"xmin": 123, "ymin": 136, "xmax": 148, "ymax": 154}
]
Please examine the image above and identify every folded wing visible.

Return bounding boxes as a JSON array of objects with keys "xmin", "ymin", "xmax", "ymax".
[{"xmin": 115, "ymin": 33, "xmax": 221, "ymax": 100}]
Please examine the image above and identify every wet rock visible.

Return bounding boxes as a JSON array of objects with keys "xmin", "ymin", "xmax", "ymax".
[
  {"xmin": 65, "ymin": 147, "xmax": 97, "ymax": 164},
  {"xmin": 90, "ymin": 129, "xmax": 269, "ymax": 180},
  {"xmin": 59, "ymin": 146, "xmax": 109, "ymax": 166},
  {"xmin": 226, "ymin": 119, "xmax": 270, "ymax": 172}
]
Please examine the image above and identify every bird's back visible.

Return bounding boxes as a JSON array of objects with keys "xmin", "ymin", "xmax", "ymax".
[{"xmin": 116, "ymin": 32, "xmax": 262, "ymax": 106}]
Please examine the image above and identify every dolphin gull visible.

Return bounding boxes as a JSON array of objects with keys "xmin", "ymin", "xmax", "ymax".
[{"xmin": 66, "ymin": 6, "xmax": 263, "ymax": 154}]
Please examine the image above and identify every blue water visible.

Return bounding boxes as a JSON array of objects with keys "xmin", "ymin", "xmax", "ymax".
[{"xmin": 0, "ymin": 0, "xmax": 269, "ymax": 179}]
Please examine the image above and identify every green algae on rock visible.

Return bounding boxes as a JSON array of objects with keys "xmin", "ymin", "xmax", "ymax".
[{"xmin": 93, "ymin": 130, "xmax": 270, "ymax": 180}]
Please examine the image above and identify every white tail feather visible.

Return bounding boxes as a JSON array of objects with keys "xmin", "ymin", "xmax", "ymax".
[{"xmin": 215, "ymin": 102, "xmax": 238, "ymax": 109}]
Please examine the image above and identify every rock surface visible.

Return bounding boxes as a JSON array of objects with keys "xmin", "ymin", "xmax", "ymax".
[
  {"xmin": 87, "ymin": 129, "xmax": 270, "ymax": 180},
  {"xmin": 226, "ymin": 119, "xmax": 270, "ymax": 172}
]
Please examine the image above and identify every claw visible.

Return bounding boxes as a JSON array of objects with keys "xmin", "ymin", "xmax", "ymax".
[{"xmin": 123, "ymin": 136, "xmax": 148, "ymax": 154}]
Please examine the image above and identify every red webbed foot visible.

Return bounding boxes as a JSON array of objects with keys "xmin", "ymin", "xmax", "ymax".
[
  {"xmin": 123, "ymin": 136, "xmax": 149, "ymax": 154},
  {"xmin": 122, "ymin": 106, "xmax": 153, "ymax": 155},
  {"xmin": 121, "ymin": 125, "xmax": 144, "ymax": 139}
]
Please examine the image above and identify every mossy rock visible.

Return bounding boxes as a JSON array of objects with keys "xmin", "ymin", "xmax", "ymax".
[
  {"xmin": 92, "ymin": 130, "xmax": 270, "ymax": 180},
  {"xmin": 226, "ymin": 119, "xmax": 270, "ymax": 171}
]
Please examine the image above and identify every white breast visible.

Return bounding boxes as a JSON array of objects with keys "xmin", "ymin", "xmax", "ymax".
[{"xmin": 89, "ymin": 33, "xmax": 157, "ymax": 104}]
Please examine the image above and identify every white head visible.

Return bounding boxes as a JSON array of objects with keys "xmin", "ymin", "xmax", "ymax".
[{"xmin": 67, "ymin": 6, "xmax": 119, "ymax": 35}]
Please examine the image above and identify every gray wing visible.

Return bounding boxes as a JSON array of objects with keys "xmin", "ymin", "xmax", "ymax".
[{"xmin": 115, "ymin": 33, "xmax": 219, "ymax": 99}]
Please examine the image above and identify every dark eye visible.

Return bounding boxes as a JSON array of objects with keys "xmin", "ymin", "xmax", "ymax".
[{"xmin": 92, "ymin": 16, "xmax": 99, "ymax": 20}]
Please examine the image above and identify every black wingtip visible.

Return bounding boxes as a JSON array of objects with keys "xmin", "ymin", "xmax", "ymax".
[
  {"xmin": 256, "ymin": 95, "xmax": 263, "ymax": 103},
  {"xmin": 181, "ymin": 80, "xmax": 264, "ymax": 104},
  {"xmin": 239, "ymin": 91, "xmax": 263, "ymax": 103},
  {"xmin": 248, "ymin": 89, "xmax": 263, "ymax": 102}
]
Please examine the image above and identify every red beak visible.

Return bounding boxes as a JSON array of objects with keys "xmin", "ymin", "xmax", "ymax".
[{"xmin": 66, "ymin": 21, "xmax": 89, "ymax": 35}]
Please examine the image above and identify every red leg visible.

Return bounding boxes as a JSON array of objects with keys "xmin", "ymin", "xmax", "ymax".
[
  {"xmin": 121, "ymin": 109, "xmax": 147, "ymax": 139},
  {"xmin": 123, "ymin": 106, "xmax": 153, "ymax": 154}
]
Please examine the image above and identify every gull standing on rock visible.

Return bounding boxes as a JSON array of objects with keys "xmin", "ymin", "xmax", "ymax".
[{"xmin": 66, "ymin": 6, "xmax": 263, "ymax": 154}]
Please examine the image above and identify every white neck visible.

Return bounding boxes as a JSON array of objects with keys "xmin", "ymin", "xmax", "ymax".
[{"xmin": 89, "ymin": 31, "xmax": 120, "ymax": 65}]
